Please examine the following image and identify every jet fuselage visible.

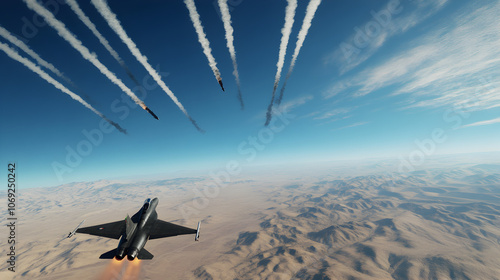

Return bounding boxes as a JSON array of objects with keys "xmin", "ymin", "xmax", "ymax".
[
  {"xmin": 116, "ymin": 197, "xmax": 158, "ymax": 260},
  {"xmin": 75, "ymin": 196, "xmax": 198, "ymax": 260}
]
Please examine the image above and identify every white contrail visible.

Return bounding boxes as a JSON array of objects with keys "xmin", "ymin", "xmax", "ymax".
[
  {"xmin": 65, "ymin": 0, "xmax": 140, "ymax": 85},
  {"xmin": 23, "ymin": 0, "xmax": 157, "ymax": 120},
  {"xmin": 218, "ymin": 0, "xmax": 244, "ymax": 109},
  {"xmin": 91, "ymin": 0, "xmax": 203, "ymax": 132},
  {"xmin": 0, "ymin": 41, "xmax": 126, "ymax": 134},
  {"xmin": 276, "ymin": 0, "xmax": 322, "ymax": 105},
  {"xmin": 0, "ymin": 25, "xmax": 74, "ymax": 86},
  {"xmin": 273, "ymin": 0, "xmax": 297, "ymax": 94},
  {"xmin": 265, "ymin": 0, "xmax": 297, "ymax": 126},
  {"xmin": 184, "ymin": 0, "xmax": 224, "ymax": 91}
]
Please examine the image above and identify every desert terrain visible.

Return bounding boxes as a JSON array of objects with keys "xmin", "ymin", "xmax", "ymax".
[{"xmin": 1, "ymin": 156, "xmax": 500, "ymax": 279}]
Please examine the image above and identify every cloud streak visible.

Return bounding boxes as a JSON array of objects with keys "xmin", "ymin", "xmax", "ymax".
[
  {"xmin": 265, "ymin": 0, "xmax": 297, "ymax": 126},
  {"xmin": 23, "ymin": 0, "xmax": 155, "ymax": 118},
  {"xmin": 184, "ymin": 0, "xmax": 223, "ymax": 92},
  {"xmin": 334, "ymin": 121, "xmax": 369, "ymax": 131},
  {"xmin": 324, "ymin": 1, "xmax": 500, "ymax": 113},
  {"xmin": 462, "ymin": 117, "xmax": 500, "ymax": 128},
  {"xmin": 325, "ymin": 0, "xmax": 448, "ymax": 74},
  {"xmin": 66, "ymin": 0, "xmax": 140, "ymax": 85},
  {"xmin": 91, "ymin": 0, "xmax": 203, "ymax": 131},
  {"xmin": 313, "ymin": 107, "xmax": 352, "ymax": 120},
  {"xmin": 0, "ymin": 41, "xmax": 126, "ymax": 134},
  {"xmin": 218, "ymin": 0, "xmax": 244, "ymax": 109}
]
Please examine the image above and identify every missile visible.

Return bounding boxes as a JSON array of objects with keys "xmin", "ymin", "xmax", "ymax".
[
  {"xmin": 145, "ymin": 106, "xmax": 159, "ymax": 120},
  {"xmin": 195, "ymin": 221, "xmax": 201, "ymax": 241},
  {"xmin": 67, "ymin": 219, "xmax": 85, "ymax": 238},
  {"xmin": 218, "ymin": 79, "xmax": 225, "ymax": 92}
]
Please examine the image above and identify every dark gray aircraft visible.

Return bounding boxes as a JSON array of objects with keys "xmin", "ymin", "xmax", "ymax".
[{"xmin": 75, "ymin": 197, "xmax": 200, "ymax": 260}]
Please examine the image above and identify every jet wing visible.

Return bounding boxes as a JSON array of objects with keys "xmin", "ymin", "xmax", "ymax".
[
  {"xmin": 149, "ymin": 220, "xmax": 197, "ymax": 239},
  {"xmin": 76, "ymin": 220, "xmax": 125, "ymax": 239}
]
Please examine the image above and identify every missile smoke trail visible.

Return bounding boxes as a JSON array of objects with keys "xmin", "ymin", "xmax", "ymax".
[
  {"xmin": 0, "ymin": 41, "xmax": 127, "ymax": 134},
  {"xmin": 276, "ymin": 0, "xmax": 322, "ymax": 105},
  {"xmin": 0, "ymin": 25, "xmax": 74, "ymax": 86},
  {"xmin": 65, "ymin": 0, "xmax": 140, "ymax": 85},
  {"xmin": 91, "ymin": 0, "xmax": 204, "ymax": 132},
  {"xmin": 218, "ymin": 0, "xmax": 244, "ymax": 109},
  {"xmin": 264, "ymin": 0, "xmax": 297, "ymax": 126},
  {"xmin": 98, "ymin": 259, "xmax": 125, "ymax": 280},
  {"xmin": 124, "ymin": 259, "xmax": 142, "ymax": 280},
  {"xmin": 0, "ymin": 25, "xmax": 97, "ymax": 106},
  {"xmin": 272, "ymin": 0, "xmax": 297, "ymax": 95},
  {"xmin": 184, "ymin": 0, "xmax": 224, "ymax": 92},
  {"xmin": 23, "ymin": 0, "xmax": 158, "ymax": 121}
]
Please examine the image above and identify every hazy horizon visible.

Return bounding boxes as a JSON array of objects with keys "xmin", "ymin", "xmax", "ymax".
[{"xmin": 0, "ymin": 0, "xmax": 499, "ymax": 188}]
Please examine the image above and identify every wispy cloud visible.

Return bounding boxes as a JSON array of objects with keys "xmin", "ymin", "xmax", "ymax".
[
  {"xmin": 280, "ymin": 94, "xmax": 314, "ymax": 113},
  {"xmin": 315, "ymin": 114, "xmax": 352, "ymax": 126},
  {"xmin": 324, "ymin": 1, "xmax": 500, "ymax": 112},
  {"xmin": 462, "ymin": 117, "xmax": 500, "ymax": 128},
  {"xmin": 254, "ymin": 94, "xmax": 313, "ymax": 122},
  {"xmin": 333, "ymin": 121, "xmax": 369, "ymax": 131},
  {"xmin": 313, "ymin": 107, "xmax": 352, "ymax": 120},
  {"xmin": 325, "ymin": 0, "xmax": 448, "ymax": 74}
]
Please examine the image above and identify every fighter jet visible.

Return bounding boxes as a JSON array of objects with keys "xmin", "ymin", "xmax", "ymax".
[
  {"xmin": 67, "ymin": 219, "xmax": 85, "ymax": 238},
  {"xmin": 76, "ymin": 198, "xmax": 200, "ymax": 260}
]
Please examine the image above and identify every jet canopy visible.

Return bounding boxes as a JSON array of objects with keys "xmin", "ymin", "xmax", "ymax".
[{"xmin": 143, "ymin": 198, "xmax": 151, "ymax": 211}]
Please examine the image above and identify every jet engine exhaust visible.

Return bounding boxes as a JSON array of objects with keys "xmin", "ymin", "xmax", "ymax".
[
  {"xmin": 127, "ymin": 248, "xmax": 139, "ymax": 261},
  {"xmin": 124, "ymin": 258, "xmax": 142, "ymax": 280},
  {"xmin": 97, "ymin": 257, "xmax": 142, "ymax": 280},
  {"xmin": 98, "ymin": 258, "xmax": 124, "ymax": 280}
]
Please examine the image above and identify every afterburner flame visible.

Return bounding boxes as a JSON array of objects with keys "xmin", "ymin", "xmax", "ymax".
[
  {"xmin": 96, "ymin": 258, "xmax": 142, "ymax": 280},
  {"xmin": 98, "ymin": 258, "xmax": 125, "ymax": 280},
  {"xmin": 123, "ymin": 259, "xmax": 142, "ymax": 280}
]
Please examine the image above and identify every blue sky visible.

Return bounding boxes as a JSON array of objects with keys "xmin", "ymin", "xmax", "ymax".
[{"xmin": 0, "ymin": 0, "xmax": 498, "ymax": 188}]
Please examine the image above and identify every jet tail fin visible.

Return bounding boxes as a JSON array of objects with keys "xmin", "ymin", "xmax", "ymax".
[
  {"xmin": 99, "ymin": 248, "xmax": 117, "ymax": 259},
  {"xmin": 125, "ymin": 214, "xmax": 134, "ymax": 237},
  {"xmin": 137, "ymin": 248, "xmax": 154, "ymax": 260}
]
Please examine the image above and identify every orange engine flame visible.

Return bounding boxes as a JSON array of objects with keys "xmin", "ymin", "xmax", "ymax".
[
  {"xmin": 96, "ymin": 257, "xmax": 142, "ymax": 280},
  {"xmin": 123, "ymin": 258, "xmax": 142, "ymax": 280},
  {"xmin": 97, "ymin": 258, "xmax": 125, "ymax": 280}
]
